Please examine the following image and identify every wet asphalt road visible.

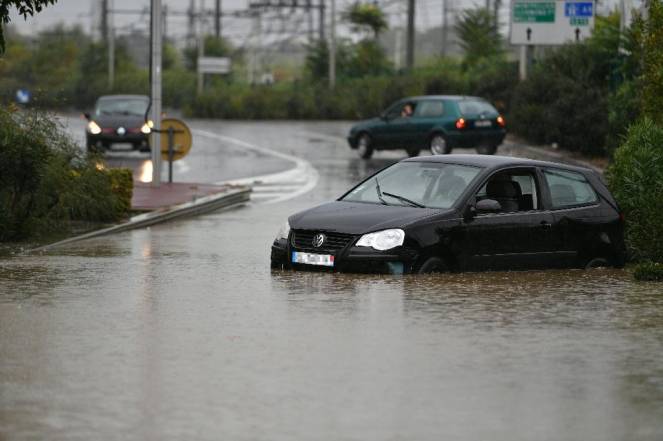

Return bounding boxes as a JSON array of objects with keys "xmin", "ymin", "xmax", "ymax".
[{"xmin": 1, "ymin": 121, "xmax": 663, "ymax": 440}]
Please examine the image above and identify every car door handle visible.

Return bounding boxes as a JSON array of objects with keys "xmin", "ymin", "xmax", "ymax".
[{"xmin": 540, "ymin": 221, "xmax": 552, "ymax": 229}]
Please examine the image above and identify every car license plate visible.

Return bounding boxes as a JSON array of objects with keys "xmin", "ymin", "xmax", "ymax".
[
  {"xmin": 292, "ymin": 251, "xmax": 334, "ymax": 267},
  {"xmin": 475, "ymin": 120, "xmax": 492, "ymax": 128}
]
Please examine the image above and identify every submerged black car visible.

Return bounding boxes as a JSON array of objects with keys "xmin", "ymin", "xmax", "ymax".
[
  {"xmin": 271, "ymin": 155, "xmax": 625, "ymax": 274},
  {"xmin": 84, "ymin": 95, "xmax": 152, "ymax": 152}
]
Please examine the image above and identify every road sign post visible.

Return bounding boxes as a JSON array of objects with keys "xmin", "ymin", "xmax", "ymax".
[{"xmin": 159, "ymin": 118, "xmax": 193, "ymax": 183}]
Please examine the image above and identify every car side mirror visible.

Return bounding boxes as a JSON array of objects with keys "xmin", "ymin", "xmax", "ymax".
[{"xmin": 476, "ymin": 199, "xmax": 502, "ymax": 213}]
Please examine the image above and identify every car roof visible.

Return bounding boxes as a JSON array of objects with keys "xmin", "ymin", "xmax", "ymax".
[
  {"xmin": 402, "ymin": 95, "xmax": 487, "ymax": 102},
  {"xmin": 97, "ymin": 94, "xmax": 149, "ymax": 101},
  {"xmin": 403, "ymin": 154, "xmax": 594, "ymax": 174}
]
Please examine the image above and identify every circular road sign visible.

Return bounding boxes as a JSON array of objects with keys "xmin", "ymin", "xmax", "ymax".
[{"xmin": 160, "ymin": 118, "xmax": 192, "ymax": 161}]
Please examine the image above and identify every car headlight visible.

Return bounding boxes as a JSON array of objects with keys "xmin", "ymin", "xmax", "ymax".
[
  {"xmin": 141, "ymin": 120, "xmax": 153, "ymax": 134},
  {"xmin": 356, "ymin": 229, "xmax": 405, "ymax": 251},
  {"xmin": 87, "ymin": 121, "xmax": 102, "ymax": 135},
  {"xmin": 275, "ymin": 220, "xmax": 290, "ymax": 241}
]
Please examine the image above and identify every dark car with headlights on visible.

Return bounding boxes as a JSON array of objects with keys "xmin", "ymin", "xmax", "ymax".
[
  {"xmin": 84, "ymin": 95, "xmax": 152, "ymax": 152},
  {"xmin": 271, "ymin": 155, "xmax": 625, "ymax": 274},
  {"xmin": 347, "ymin": 95, "xmax": 506, "ymax": 159}
]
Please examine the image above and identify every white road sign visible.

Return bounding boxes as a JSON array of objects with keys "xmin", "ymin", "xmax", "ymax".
[
  {"xmin": 510, "ymin": 0, "xmax": 595, "ymax": 45},
  {"xmin": 198, "ymin": 56, "xmax": 231, "ymax": 74}
]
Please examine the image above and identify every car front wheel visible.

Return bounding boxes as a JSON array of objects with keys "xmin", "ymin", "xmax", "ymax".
[
  {"xmin": 430, "ymin": 134, "xmax": 450, "ymax": 155},
  {"xmin": 357, "ymin": 133, "xmax": 374, "ymax": 159},
  {"xmin": 417, "ymin": 256, "xmax": 446, "ymax": 274}
]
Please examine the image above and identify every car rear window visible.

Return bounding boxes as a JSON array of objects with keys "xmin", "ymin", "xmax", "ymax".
[
  {"xmin": 458, "ymin": 100, "xmax": 497, "ymax": 116},
  {"xmin": 543, "ymin": 169, "xmax": 598, "ymax": 208}
]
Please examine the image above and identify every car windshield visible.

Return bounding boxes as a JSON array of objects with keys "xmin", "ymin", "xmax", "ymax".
[
  {"xmin": 341, "ymin": 162, "xmax": 481, "ymax": 209},
  {"xmin": 458, "ymin": 100, "xmax": 497, "ymax": 116},
  {"xmin": 95, "ymin": 98, "xmax": 148, "ymax": 116}
]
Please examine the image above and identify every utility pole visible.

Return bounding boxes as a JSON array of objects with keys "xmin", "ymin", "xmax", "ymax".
[
  {"xmin": 318, "ymin": 0, "xmax": 325, "ymax": 40},
  {"xmin": 307, "ymin": 0, "xmax": 314, "ymax": 42},
  {"xmin": 406, "ymin": 0, "xmax": 415, "ymax": 69},
  {"xmin": 394, "ymin": 27, "xmax": 402, "ymax": 69},
  {"xmin": 215, "ymin": 0, "xmax": 222, "ymax": 38},
  {"xmin": 329, "ymin": 0, "xmax": 336, "ymax": 88},
  {"xmin": 441, "ymin": 0, "xmax": 447, "ymax": 56},
  {"xmin": 108, "ymin": 1, "xmax": 114, "ymax": 89},
  {"xmin": 198, "ymin": 0, "xmax": 205, "ymax": 94},
  {"xmin": 493, "ymin": 0, "xmax": 501, "ymax": 26},
  {"xmin": 150, "ymin": 0, "xmax": 163, "ymax": 187},
  {"xmin": 101, "ymin": 0, "xmax": 108, "ymax": 41},
  {"xmin": 187, "ymin": 0, "xmax": 196, "ymax": 47}
]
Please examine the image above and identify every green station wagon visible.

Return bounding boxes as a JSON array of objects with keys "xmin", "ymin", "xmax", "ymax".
[{"xmin": 347, "ymin": 95, "xmax": 507, "ymax": 159}]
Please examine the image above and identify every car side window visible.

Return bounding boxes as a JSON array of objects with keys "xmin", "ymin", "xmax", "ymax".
[
  {"xmin": 414, "ymin": 101, "xmax": 444, "ymax": 118},
  {"xmin": 543, "ymin": 169, "xmax": 598, "ymax": 208},
  {"xmin": 475, "ymin": 170, "xmax": 540, "ymax": 213}
]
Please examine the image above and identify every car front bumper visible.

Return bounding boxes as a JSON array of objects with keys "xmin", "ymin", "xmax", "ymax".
[
  {"xmin": 270, "ymin": 237, "xmax": 419, "ymax": 274},
  {"xmin": 87, "ymin": 132, "xmax": 149, "ymax": 145}
]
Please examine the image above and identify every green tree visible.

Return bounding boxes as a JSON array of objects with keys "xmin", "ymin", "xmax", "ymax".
[
  {"xmin": 0, "ymin": 0, "xmax": 57, "ymax": 54},
  {"xmin": 343, "ymin": 2, "xmax": 387, "ymax": 39},
  {"xmin": 640, "ymin": 0, "xmax": 663, "ymax": 124},
  {"xmin": 455, "ymin": 7, "xmax": 503, "ymax": 66}
]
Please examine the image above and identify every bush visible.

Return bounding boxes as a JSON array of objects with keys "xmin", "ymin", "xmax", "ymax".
[
  {"xmin": 0, "ymin": 106, "xmax": 133, "ymax": 241},
  {"xmin": 606, "ymin": 118, "xmax": 663, "ymax": 262},
  {"xmin": 633, "ymin": 261, "xmax": 663, "ymax": 282},
  {"xmin": 510, "ymin": 69, "xmax": 609, "ymax": 155}
]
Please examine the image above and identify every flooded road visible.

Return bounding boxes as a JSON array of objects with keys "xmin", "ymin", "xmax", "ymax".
[{"xmin": 2, "ymin": 122, "xmax": 663, "ymax": 440}]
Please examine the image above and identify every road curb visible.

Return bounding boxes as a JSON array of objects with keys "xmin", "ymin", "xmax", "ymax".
[{"xmin": 30, "ymin": 186, "xmax": 252, "ymax": 253}]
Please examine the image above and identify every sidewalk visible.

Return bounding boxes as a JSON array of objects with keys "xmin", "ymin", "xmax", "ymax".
[
  {"xmin": 132, "ymin": 182, "xmax": 240, "ymax": 211},
  {"xmin": 32, "ymin": 181, "xmax": 251, "ymax": 252}
]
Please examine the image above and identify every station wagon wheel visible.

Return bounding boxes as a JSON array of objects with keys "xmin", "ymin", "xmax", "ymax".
[
  {"xmin": 476, "ymin": 144, "xmax": 498, "ymax": 155},
  {"xmin": 357, "ymin": 133, "xmax": 374, "ymax": 159},
  {"xmin": 405, "ymin": 146, "xmax": 420, "ymax": 157},
  {"xmin": 417, "ymin": 257, "xmax": 446, "ymax": 274},
  {"xmin": 429, "ymin": 134, "xmax": 450, "ymax": 155}
]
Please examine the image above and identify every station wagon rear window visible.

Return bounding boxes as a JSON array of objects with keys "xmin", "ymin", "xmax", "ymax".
[
  {"xmin": 544, "ymin": 169, "xmax": 598, "ymax": 208},
  {"xmin": 415, "ymin": 101, "xmax": 444, "ymax": 117}
]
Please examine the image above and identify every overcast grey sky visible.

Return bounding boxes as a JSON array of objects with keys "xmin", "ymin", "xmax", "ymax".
[{"xmin": 7, "ymin": 0, "xmax": 493, "ymax": 43}]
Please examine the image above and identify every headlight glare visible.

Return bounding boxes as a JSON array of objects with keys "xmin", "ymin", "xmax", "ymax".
[
  {"xmin": 140, "ymin": 122, "xmax": 152, "ymax": 134},
  {"xmin": 87, "ymin": 121, "xmax": 102, "ymax": 135},
  {"xmin": 356, "ymin": 229, "xmax": 405, "ymax": 251},
  {"xmin": 276, "ymin": 220, "xmax": 290, "ymax": 241}
]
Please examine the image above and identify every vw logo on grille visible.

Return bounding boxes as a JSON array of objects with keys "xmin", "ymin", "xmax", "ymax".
[
  {"xmin": 312, "ymin": 233, "xmax": 326, "ymax": 248},
  {"xmin": 117, "ymin": 126, "xmax": 126, "ymax": 136}
]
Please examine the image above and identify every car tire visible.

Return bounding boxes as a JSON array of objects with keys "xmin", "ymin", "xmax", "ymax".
[
  {"xmin": 417, "ymin": 256, "xmax": 446, "ymax": 274},
  {"xmin": 429, "ymin": 134, "xmax": 450, "ymax": 155},
  {"xmin": 585, "ymin": 257, "xmax": 610, "ymax": 269},
  {"xmin": 357, "ymin": 133, "xmax": 374, "ymax": 159},
  {"xmin": 476, "ymin": 144, "xmax": 498, "ymax": 155},
  {"xmin": 405, "ymin": 146, "xmax": 420, "ymax": 157}
]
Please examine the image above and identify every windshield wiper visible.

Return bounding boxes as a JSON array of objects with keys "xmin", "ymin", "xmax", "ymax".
[
  {"xmin": 375, "ymin": 178, "xmax": 388, "ymax": 205},
  {"xmin": 382, "ymin": 191, "xmax": 425, "ymax": 208}
]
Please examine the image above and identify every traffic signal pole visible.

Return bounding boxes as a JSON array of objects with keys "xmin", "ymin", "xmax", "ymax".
[{"xmin": 150, "ymin": 0, "xmax": 163, "ymax": 187}]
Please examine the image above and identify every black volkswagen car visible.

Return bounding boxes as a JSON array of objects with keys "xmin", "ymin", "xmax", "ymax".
[
  {"xmin": 84, "ymin": 95, "xmax": 152, "ymax": 152},
  {"xmin": 271, "ymin": 155, "xmax": 625, "ymax": 274}
]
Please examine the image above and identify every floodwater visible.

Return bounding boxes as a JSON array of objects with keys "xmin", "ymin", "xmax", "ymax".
[{"xmin": 1, "ymin": 122, "xmax": 662, "ymax": 440}]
